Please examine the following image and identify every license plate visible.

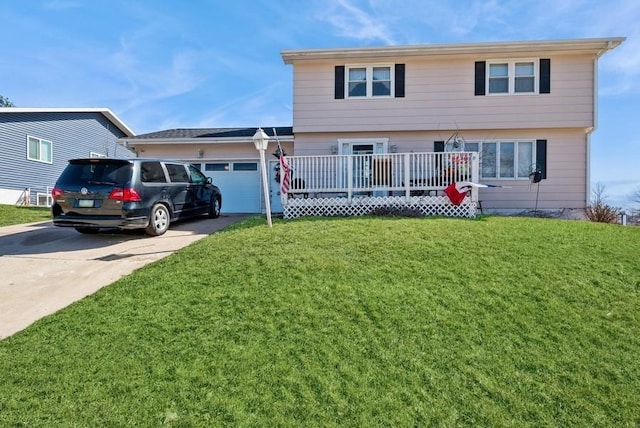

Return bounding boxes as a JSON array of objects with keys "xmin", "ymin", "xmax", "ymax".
[{"xmin": 78, "ymin": 199, "xmax": 95, "ymax": 208}]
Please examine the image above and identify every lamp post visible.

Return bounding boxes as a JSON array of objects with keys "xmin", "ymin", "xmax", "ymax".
[{"xmin": 252, "ymin": 128, "xmax": 272, "ymax": 227}]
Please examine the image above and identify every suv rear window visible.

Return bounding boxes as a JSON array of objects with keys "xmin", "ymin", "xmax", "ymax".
[{"xmin": 57, "ymin": 160, "xmax": 132, "ymax": 186}]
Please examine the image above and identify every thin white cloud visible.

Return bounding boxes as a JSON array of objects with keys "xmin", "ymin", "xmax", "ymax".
[
  {"xmin": 322, "ymin": 0, "xmax": 397, "ymax": 45},
  {"xmin": 190, "ymin": 82, "xmax": 291, "ymax": 129}
]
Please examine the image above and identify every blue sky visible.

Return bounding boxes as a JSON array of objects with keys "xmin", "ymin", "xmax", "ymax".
[{"xmin": 1, "ymin": 0, "xmax": 638, "ymax": 207}]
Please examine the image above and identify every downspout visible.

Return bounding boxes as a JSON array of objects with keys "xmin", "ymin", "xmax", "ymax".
[
  {"xmin": 585, "ymin": 56, "xmax": 597, "ymax": 207},
  {"xmin": 586, "ymin": 41, "xmax": 611, "ymax": 207}
]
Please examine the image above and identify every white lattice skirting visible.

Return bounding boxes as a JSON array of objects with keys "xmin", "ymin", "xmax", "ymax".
[{"xmin": 283, "ymin": 195, "xmax": 478, "ymax": 219}]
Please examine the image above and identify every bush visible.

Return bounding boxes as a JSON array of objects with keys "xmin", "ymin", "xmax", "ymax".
[
  {"xmin": 585, "ymin": 201, "xmax": 619, "ymax": 223},
  {"xmin": 585, "ymin": 183, "xmax": 620, "ymax": 223}
]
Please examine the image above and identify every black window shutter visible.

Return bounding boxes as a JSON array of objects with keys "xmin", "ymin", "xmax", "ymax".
[
  {"xmin": 395, "ymin": 63, "xmax": 405, "ymax": 98},
  {"xmin": 540, "ymin": 59, "xmax": 551, "ymax": 94},
  {"xmin": 475, "ymin": 61, "xmax": 486, "ymax": 96},
  {"xmin": 536, "ymin": 139, "xmax": 547, "ymax": 179},
  {"xmin": 434, "ymin": 141, "xmax": 445, "ymax": 169},
  {"xmin": 335, "ymin": 65, "xmax": 345, "ymax": 99}
]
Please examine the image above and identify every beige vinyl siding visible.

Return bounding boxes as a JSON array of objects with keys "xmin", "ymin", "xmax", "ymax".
[
  {"xmin": 293, "ymin": 129, "xmax": 587, "ymax": 210},
  {"xmin": 292, "ymin": 54, "xmax": 595, "ymax": 133},
  {"xmin": 130, "ymin": 141, "xmax": 294, "ymax": 161}
]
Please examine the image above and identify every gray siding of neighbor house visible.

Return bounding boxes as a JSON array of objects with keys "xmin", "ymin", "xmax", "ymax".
[{"xmin": 0, "ymin": 112, "xmax": 132, "ymax": 205}]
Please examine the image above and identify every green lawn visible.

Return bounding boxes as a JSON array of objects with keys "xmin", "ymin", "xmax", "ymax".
[
  {"xmin": 0, "ymin": 204, "xmax": 51, "ymax": 226},
  {"xmin": 1, "ymin": 216, "xmax": 639, "ymax": 426}
]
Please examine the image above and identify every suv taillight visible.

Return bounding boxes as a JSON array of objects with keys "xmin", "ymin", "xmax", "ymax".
[
  {"xmin": 51, "ymin": 187, "xmax": 64, "ymax": 200},
  {"xmin": 108, "ymin": 188, "xmax": 142, "ymax": 202}
]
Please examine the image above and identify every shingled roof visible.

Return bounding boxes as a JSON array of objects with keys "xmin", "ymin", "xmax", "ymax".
[{"xmin": 127, "ymin": 127, "xmax": 293, "ymax": 140}]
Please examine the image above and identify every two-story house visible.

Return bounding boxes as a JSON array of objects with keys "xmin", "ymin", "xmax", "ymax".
[
  {"xmin": 0, "ymin": 108, "xmax": 135, "ymax": 206},
  {"xmin": 279, "ymin": 37, "xmax": 624, "ymax": 217}
]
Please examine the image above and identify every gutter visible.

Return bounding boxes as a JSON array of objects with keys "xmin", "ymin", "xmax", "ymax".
[
  {"xmin": 586, "ymin": 39, "xmax": 625, "ymax": 207},
  {"xmin": 281, "ymin": 37, "xmax": 626, "ymax": 64},
  {"xmin": 119, "ymin": 135, "xmax": 295, "ymax": 146}
]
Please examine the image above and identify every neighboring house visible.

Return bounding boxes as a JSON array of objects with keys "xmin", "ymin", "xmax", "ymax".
[
  {"xmin": 118, "ymin": 128, "xmax": 294, "ymax": 214},
  {"xmin": 280, "ymin": 37, "xmax": 624, "ymax": 215},
  {"xmin": 0, "ymin": 108, "xmax": 135, "ymax": 206}
]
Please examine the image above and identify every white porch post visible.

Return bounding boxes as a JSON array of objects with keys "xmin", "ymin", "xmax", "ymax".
[
  {"xmin": 347, "ymin": 155, "xmax": 353, "ymax": 203},
  {"xmin": 404, "ymin": 153, "xmax": 411, "ymax": 202},
  {"xmin": 252, "ymin": 128, "xmax": 272, "ymax": 228},
  {"xmin": 470, "ymin": 152, "xmax": 480, "ymax": 202}
]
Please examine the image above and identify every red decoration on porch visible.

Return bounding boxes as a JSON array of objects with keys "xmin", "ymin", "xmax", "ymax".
[{"xmin": 444, "ymin": 182, "xmax": 468, "ymax": 205}]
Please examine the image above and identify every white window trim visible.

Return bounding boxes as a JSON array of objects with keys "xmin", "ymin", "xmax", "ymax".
[
  {"xmin": 345, "ymin": 64, "xmax": 395, "ymax": 98},
  {"xmin": 337, "ymin": 138, "xmax": 390, "ymax": 154},
  {"xmin": 470, "ymin": 140, "xmax": 536, "ymax": 180},
  {"xmin": 26, "ymin": 135, "xmax": 53, "ymax": 164},
  {"xmin": 90, "ymin": 151, "xmax": 107, "ymax": 158},
  {"xmin": 486, "ymin": 59, "xmax": 539, "ymax": 95}
]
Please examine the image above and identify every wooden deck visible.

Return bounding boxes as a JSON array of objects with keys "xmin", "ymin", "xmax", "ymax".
[{"xmin": 280, "ymin": 152, "xmax": 480, "ymax": 218}]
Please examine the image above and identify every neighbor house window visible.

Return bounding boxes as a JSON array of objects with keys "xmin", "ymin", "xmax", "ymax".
[
  {"xmin": 347, "ymin": 65, "xmax": 393, "ymax": 98},
  {"xmin": 479, "ymin": 141, "xmax": 535, "ymax": 179},
  {"xmin": 487, "ymin": 60, "xmax": 537, "ymax": 95},
  {"xmin": 27, "ymin": 136, "xmax": 52, "ymax": 163}
]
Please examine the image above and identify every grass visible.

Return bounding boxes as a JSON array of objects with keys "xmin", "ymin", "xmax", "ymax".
[
  {"xmin": 0, "ymin": 204, "xmax": 51, "ymax": 226},
  {"xmin": 1, "ymin": 216, "xmax": 639, "ymax": 426}
]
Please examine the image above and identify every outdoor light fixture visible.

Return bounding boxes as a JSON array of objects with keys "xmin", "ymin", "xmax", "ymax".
[
  {"xmin": 252, "ymin": 128, "xmax": 272, "ymax": 227},
  {"xmin": 252, "ymin": 127, "xmax": 269, "ymax": 151}
]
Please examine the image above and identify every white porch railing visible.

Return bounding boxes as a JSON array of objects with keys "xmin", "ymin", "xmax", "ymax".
[{"xmin": 280, "ymin": 152, "xmax": 480, "ymax": 218}]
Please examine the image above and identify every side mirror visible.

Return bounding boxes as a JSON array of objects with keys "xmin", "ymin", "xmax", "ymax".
[{"xmin": 206, "ymin": 177, "xmax": 213, "ymax": 184}]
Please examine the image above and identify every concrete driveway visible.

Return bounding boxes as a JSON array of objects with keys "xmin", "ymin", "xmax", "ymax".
[{"xmin": 0, "ymin": 214, "xmax": 248, "ymax": 340}]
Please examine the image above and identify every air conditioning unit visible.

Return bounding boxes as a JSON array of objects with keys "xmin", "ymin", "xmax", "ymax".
[{"xmin": 37, "ymin": 193, "xmax": 52, "ymax": 207}]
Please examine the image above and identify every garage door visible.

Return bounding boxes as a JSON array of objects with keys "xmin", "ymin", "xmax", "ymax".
[{"xmin": 200, "ymin": 161, "xmax": 261, "ymax": 213}]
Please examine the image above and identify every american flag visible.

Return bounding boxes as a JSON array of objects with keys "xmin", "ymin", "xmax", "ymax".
[
  {"xmin": 279, "ymin": 149, "xmax": 291, "ymax": 195},
  {"xmin": 273, "ymin": 128, "xmax": 291, "ymax": 196}
]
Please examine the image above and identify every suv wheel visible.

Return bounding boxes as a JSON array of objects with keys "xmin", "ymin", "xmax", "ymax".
[
  {"xmin": 146, "ymin": 204, "xmax": 170, "ymax": 236},
  {"xmin": 208, "ymin": 197, "xmax": 221, "ymax": 218}
]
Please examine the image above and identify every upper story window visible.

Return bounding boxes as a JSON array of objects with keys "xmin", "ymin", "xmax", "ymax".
[
  {"xmin": 515, "ymin": 62, "xmax": 535, "ymax": 92},
  {"xmin": 347, "ymin": 65, "xmax": 393, "ymax": 98},
  {"xmin": 476, "ymin": 59, "xmax": 550, "ymax": 96},
  {"xmin": 27, "ymin": 136, "xmax": 52, "ymax": 164},
  {"xmin": 488, "ymin": 63, "xmax": 509, "ymax": 93},
  {"xmin": 487, "ymin": 60, "xmax": 537, "ymax": 95},
  {"xmin": 335, "ymin": 64, "xmax": 405, "ymax": 99}
]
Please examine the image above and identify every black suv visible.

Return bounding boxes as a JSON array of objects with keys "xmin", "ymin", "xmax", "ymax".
[{"xmin": 51, "ymin": 158, "xmax": 222, "ymax": 236}]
